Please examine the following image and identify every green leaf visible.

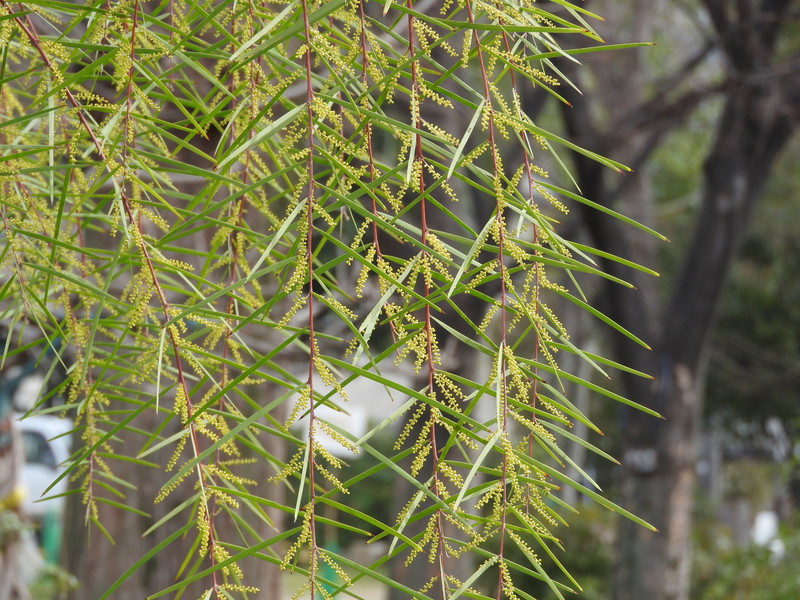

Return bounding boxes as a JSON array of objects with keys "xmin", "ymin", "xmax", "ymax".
[{"xmin": 215, "ymin": 104, "xmax": 304, "ymax": 172}]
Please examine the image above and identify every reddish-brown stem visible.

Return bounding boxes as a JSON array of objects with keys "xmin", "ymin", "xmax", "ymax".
[
  {"xmin": 208, "ymin": 12, "xmax": 261, "ymax": 596},
  {"xmin": 6, "ymin": 4, "xmax": 104, "ymax": 162},
  {"xmin": 358, "ymin": 0, "xmax": 382, "ymax": 256},
  {"xmin": 464, "ymin": 3, "xmax": 513, "ymax": 597},
  {"xmin": 221, "ymin": 1, "xmax": 256, "ymax": 388},
  {"xmin": 493, "ymin": 3, "xmax": 542, "ymax": 451},
  {"xmin": 407, "ymin": 3, "xmax": 447, "ymax": 596},
  {"xmin": 301, "ymin": 1, "xmax": 320, "ymax": 597},
  {"xmin": 357, "ymin": 0, "xmax": 403, "ymax": 351},
  {"xmin": 248, "ymin": 1, "xmax": 263, "ymax": 91},
  {"xmin": 464, "ymin": 1, "xmax": 506, "ymax": 332},
  {"xmin": 8, "ymin": 1, "xmax": 223, "ymax": 589},
  {"xmin": 120, "ymin": 0, "xmax": 138, "ymax": 165}
]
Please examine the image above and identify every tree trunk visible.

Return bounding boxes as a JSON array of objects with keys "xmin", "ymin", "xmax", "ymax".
[
  {"xmin": 0, "ymin": 413, "xmax": 31, "ymax": 600},
  {"xmin": 63, "ymin": 388, "xmax": 285, "ymax": 600},
  {"xmin": 614, "ymin": 75, "xmax": 797, "ymax": 598},
  {"xmin": 559, "ymin": 2, "xmax": 800, "ymax": 599}
]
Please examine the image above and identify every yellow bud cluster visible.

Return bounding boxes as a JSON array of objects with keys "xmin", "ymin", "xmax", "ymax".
[
  {"xmin": 404, "ymin": 515, "xmax": 439, "ymax": 566},
  {"xmin": 418, "ymin": 82, "xmax": 454, "ymax": 111},
  {"xmin": 353, "ymin": 244, "xmax": 376, "ymax": 297},
  {"xmin": 540, "ymin": 299, "xmax": 568, "ymax": 337},
  {"xmin": 409, "ymin": 415, "xmax": 434, "ymax": 477},
  {"xmin": 414, "ymin": 19, "xmax": 457, "ymax": 59},
  {"xmin": 485, "ymin": 34, "xmax": 503, "ymax": 79},
  {"xmin": 380, "ymin": 179, "xmax": 406, "ymax": 213},
  {"xmin": 459, "ymin": 27, "xmax": 473, "ymax": 71},
  {"xmin": 196, "ymin": 414, "xmax": 241, "ymax": 457},
  {"xmin": 532, "ymin": 180, "xmax": 569, "ymax": 215},
  {"xmin": 408, "ymin": 156, "xmax": 424, "ymax": 193},
  {"xmin": 315, "ymin": 461, "xmax": 348, "ymax": 494},
  {"xmin": 393, "ymin": 324, "xmax": 428, "ymax": 374},
  {"xmin": 510, "ymin": 411, "xmax": 556, "ymax": 444},
  {"xmin": 157, "ymin": 445, "xmax": 192, "ymax": 502},
  {"xmin": 277, "ymin": 273, "xmax": 309, "ymax": 329},
  {"xmin": 196, "ymin": 500, "xmax": 212, "ymax": 555},
  {"xmin": 197, "ymin": 583, "xmax": 260, "ymax": 600},
  {"xmin": 161, "ymin": 433, "xmax": 188, "ymax": 476},
  {"xmin": 478, "ymin": 301, "xmax": 500, "ymax": 333},
  {"xmin": 419, "ymin": 575, "xmax": 438, "ymax": 595},
  {"xmin": 394, "ymin": 403, "xmax": 427, "ymax": 451},
  {"xmin": 317, "ymin": 419, "xmax": 358, "ymax": 455},
  {"xmin": 314, "ymin": 355, "xmax": 350, "ymax": 404},
  {"xmin": 285, "ymin": 385, "xmax": 312, "ymax": 428},
  {"xmin": 0, "ymin": 6, "xmax": 16, "ymax": 48},
  {"xmin": 433, "ymin": 371, "xmax": 464, "ymax": 409},
  {"xmin": 213, "ymin": 542, "xmax": 244, "ymax": 579},
  {"xmin": 205, "ymin": 466, "xmax": 253, "ymax": 497},
  {"xmin": 499, "ymin": 50, "xmax": 560, "ymax": 87},
  {"xmin": 438, "ymin": 461, "xmax": 464, "ymax": 489},
  {"xmin": 281, "ymin": 506, "xmax": 313, "ymax": 569},
  {"xmin": 498, "ymin": 560, "xmax": 522, "ymax": 600},
  {"xmin": 269, "ymin": 445, "xmax": 306, "ymax": 485},
  {"xmin": 173, "ymin": 382, "xmax": 190, "ymax": 425},
  {"xmin": 536, "ymin": 394, "xmax": 568, "ymax": 424},
  {"xmin": 503, "ymin": 346, "xmax": 533, "ymax": 406}
]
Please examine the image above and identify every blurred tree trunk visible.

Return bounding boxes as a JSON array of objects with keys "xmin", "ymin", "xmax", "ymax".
[
  {"xmin": 63, "ymin": 385, "xmax": 286, "ymax": 600},
  {"xmin": 560, "ymin": 2, "xmax": 800, "ymax": 599},
  {"xmin": 62, "ymin": 407, "xmax": 209, "ymax": 599},
  {"xmin": 613, "ymin": 75, "xmax": 797, "ymax": 600},
  {"xmin": 57, "ymin": 33, "xmax": 292, "ymax": 591},
  {"xmin": 0, "ymin": 411, "xmax": 28, "ymax": 600}
]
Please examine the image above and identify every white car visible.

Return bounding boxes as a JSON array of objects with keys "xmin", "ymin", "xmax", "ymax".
[{"xmin": 16, "ymin": 414, "xmax": 72, "ymax": 520}]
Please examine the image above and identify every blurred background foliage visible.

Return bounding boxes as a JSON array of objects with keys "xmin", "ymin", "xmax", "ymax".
[{"xmin": 3, "ymin": 0, "xmax": 800, "ymax": 598}]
